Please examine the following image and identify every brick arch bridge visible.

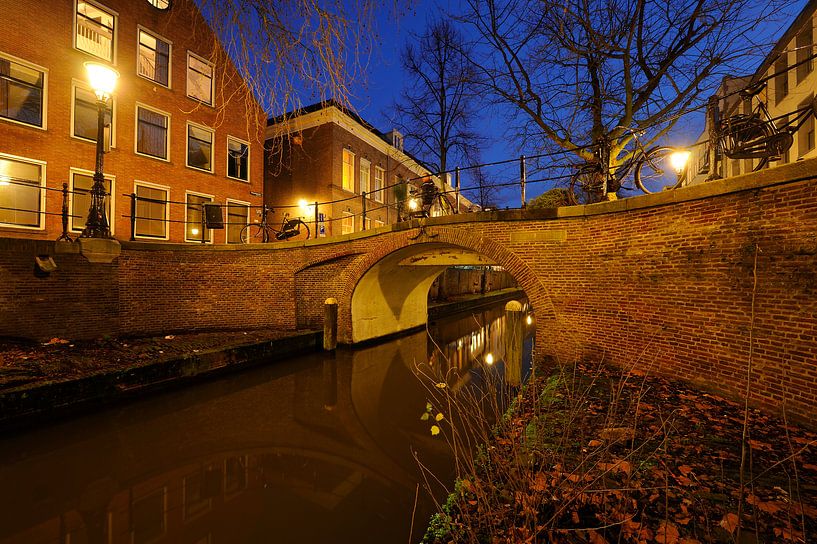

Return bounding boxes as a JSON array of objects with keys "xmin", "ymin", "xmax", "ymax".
[{"xmin": 1, "ymin": 160, "xmax": 816, "ymax": 422}]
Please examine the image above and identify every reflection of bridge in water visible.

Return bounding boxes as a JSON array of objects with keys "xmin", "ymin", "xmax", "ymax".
[{"xmin": 0, "ymin": 298, "xmax": 531, "ymax": 544}]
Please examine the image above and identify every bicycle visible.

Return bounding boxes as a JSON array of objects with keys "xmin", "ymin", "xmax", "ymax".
[
  {"xmin": 709, "ymin": 81, "xmax": 814, "ymax": 173},
  {"xmin": 240, "ymin": 204, "xmax": 311, "ymax": 243},
  {"xmin": 404, "ymin": 177, "xmax": 456, "ymax": 219},
  {"xmin": 567, "ymin": 137, "xmax": 687, "ymax": 205}
]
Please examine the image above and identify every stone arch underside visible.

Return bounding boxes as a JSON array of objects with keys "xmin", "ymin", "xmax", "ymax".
[{"xmin": 346, "ymin": 229, "xmax": 554, "ymax": 344}]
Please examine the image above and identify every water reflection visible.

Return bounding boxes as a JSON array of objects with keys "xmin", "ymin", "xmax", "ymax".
[{"xmin": 0, "ymin": 298, "xmax": 532, "ymax": 544}]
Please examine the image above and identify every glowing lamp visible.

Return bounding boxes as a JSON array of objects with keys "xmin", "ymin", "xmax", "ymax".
[
  {"xmin": 485, "ymin": 353, "xmax": 494, "ymax": 365},
  {"xmin": 669, "ymin": 150, "xmax": 691, "ymax": 174},
  {"xmin": 84, "ymin": 62, "xmax": 120, "ymax": 100}
]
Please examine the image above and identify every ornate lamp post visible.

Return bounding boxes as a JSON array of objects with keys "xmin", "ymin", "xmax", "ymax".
[{"xmin": 80, "ymin": 62, "xmax": 119, "ymax": 239}]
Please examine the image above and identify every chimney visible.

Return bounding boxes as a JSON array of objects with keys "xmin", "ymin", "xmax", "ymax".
[{"xmin": 386, "ymin": 129, "xmax": 404, "ymax": 152}]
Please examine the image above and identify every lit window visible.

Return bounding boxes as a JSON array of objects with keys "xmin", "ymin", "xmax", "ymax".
[
  {"xmin": 147, "ymin": 0, "xmax": 171, "ymax": 9},
  {"xmin": 373, "ymin": 166, "xmax": 384, "ymax": 202},
  {"xmin": 187, "ymin": 123, "xmax": 213, "ymax": 172},
  {"xmin": 226, "ymin": 201, "xmax": 249, "ymax": 243},
  {"xmin": 342, "ymin": 149, "xmax": 355, "ymax": 192},
  {"xmin": 134, "ymin": 182, "xmax": 168, "ymax": 239},
  {"xmin": 775, "ymin": 56, "xmax": 789, "ymax": 105},
  {"xmin": 341, "ymin": 211, "xmax": 354, "ymax": 234},
  {"xmin": 797, "ymin": 22, "xmax": 813, "ymax": 84},
  {"xmin": 185, "ymin": 192, "xmax": 213, "ymax": 242},
  {"xmin": 70, "ymin": 170, "xmax": 113, "ymax": 232},
  {"xmin": 359, "ymin": 158, "xmax": 371, "ymax": 195},
  {"xmin": 136, "ymin": 105, "xmax": 169, "ymax": 160},
  {"xmin": 0, "ymin": 155, "xmax": 44, "ymax": 228},
  {"xmin": 75, "ymin": 0, "xmax": 115, "ymax": 62},
  {"xmin": 799, "ymin": 95, "xmax": 815, "ymax": 157},
  {"xmin": 138, "ymin": 29, "xmax": 170, "ymax": 87},
  {"xmin": 0, "ymin": 55, "xmax": 46, "ymax": 128},
  {"xmin": 73, "ymin": 83, "xmax": 113, "ymax": 145},
  {"xmin": 227, "ymin": 137, "xmax": 249, "ymax": 181},
  {"xmin": 186, "ymin": 52, "xmax": 213, "ymax": 105}
]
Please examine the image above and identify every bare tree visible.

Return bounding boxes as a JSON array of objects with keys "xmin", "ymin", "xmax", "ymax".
[
  {"xmin": 459, "ymin": 0, "xmax": 795, "ymax": 175},
  {"xmin": 390, "ymin": 19, "xmax": 488, "ymax": 176}
]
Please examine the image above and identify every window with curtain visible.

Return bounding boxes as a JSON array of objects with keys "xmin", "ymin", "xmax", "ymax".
[
  {"xmin": 135, "ymin": 183, "xmax": 168, "ymax": 239},
  {"xmin": 0, "ymin": 156, "xmax": 42, "ymax": 227},
  {"xmin": 136, "ymin": 106, "xmax": 168, "ymax": 159}
]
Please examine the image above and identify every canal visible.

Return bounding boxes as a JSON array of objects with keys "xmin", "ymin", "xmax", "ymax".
[{"xmin": 0, "ymin": 298, "xmax": 533, "ymax": 544}]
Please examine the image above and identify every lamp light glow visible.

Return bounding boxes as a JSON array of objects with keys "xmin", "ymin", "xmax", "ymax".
[
  {"xmin": 526, "ymin": 315, "xmax": 533, "ymax": 325},
  {"xmin": 408, "ymin": 198, "xmax": 419, "ymax": 211},
  {"xmin": 485, "ymin": 353, "xmax": 494, "ymax": 365},
  {"xmin": 84, "ymin": 62, "xmax": 120, "ymax": 99},
  {"xmin": 191, "ymin": 227, "xmax": 200, "ymax": 236},
  {"xmin": 669, "ymin": 150, "xmax": 691, "ymax": 174}
]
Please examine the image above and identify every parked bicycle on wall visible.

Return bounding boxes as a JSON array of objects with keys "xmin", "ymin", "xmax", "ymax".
[
  {"xmin": 404, "ymin": 178, "xmax": 456, "ymax": 219},
  {"xmin": 566, "ymin": 133, "xmax": 690, "ymax": 205},
  {"xmin": 240, "ymin": 205, "xmax": 310, "ymax": 243},
  {"xmin": 707, "ymin": 81, "xmax": 816, "ymax": 175}
]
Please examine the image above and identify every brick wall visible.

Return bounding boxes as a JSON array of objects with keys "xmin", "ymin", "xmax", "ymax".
[
  {"xmin": 0, "ymin": 0, "xmax": 264, "ymax": 243},
  {"xmin": 1, "ymin": 159, "xmax": 816, "ymax": 422}
]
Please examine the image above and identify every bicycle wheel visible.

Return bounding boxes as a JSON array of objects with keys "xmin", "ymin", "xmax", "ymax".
[
  {"xmin": 274, "ymin": 219, "xmax": 311, "ymax": 241},
  {"xmin": 567, "ymin": 168, "xmax": 605, "ymax": 205},
  {"xmin": 634, "ymin": 146, "xmax": 685, "ymax": 194},
  {"xmin": 240, "ymin": 223, "xmax": 268, "ymax": 243}
]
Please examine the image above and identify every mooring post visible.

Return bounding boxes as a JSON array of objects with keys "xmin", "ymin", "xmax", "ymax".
[
  {"xmin": 504, "ymin": 300, "xmax": 523, "ymax": 386},
  {"xmin": 324, "ymin": 298, "xmax": 338, "ymax": 351}
]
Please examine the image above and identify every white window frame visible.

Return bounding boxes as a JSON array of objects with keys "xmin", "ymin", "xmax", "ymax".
[
  {"xmin": 225, "ymin": 198, "xmax": 250, "ymax": 244},
  {"xmin": 374, "ymin": 218, "xmax": 384, "ymax": 228},
  {"xmin": 134, "ymin": 103, "xmax": 170, "ymax": 162},
  {"xmin": 68, "ymin": 167, "xmax": 116, "ymax": 235},
  {"xmin": 133, "ymin": 180, "xmax": 170, "ymax": 241},
  {"xmin": 359, "ymin": 158, "xmax": 371, "ymax": 195},
  {"xmin": 186, "ymin": 51, "xmax": 214, "ymax": 106},
  {"xmin": 185, "ymin": 121, "xmax": 215, "ymax": 173},
  {"xmin": 226, "ymin": 136, "xmax": 250, "ymax": 182},
  {"xmin": 0, "ymin": 152, "xmax": 46, "ymax": 230},
  {"xmin": 73, "ymin": 0, "xmax": 117, "ymax": 63},
  {"xmin": 373, "ymin": 166, "xmax": 384, "ymax": 203},
  {"xmin": 71, "ymin": 79, "xmax": 116, "ymax": 147},
  {"xmin": 341, "ymin": 211, "xmax": 354, "ymax": 235},
  {"xmin": 0, "ymin": 52, "xmax": 48, "ymax": 131},
  {"xmin": 136, "ymin": 26, "xmax": 172, "ymax": 88},
  {"xmin": 342, "ymin": 148, "xmax": 355, "ymax": 192},
  {"xmin": 184, "ymin": 190, "xmax": 215, "ymax": 243}
]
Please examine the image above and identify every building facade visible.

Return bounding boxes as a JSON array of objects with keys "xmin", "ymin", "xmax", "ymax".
[
  {"xmin": 0, "ymin": 0, "xmax": 264, "ymax": 244},
  {"xmin": 265, "ymin": 102, "xmax": 468, "ymax": 238},
  {"xmin": 688, "ymin": 1, "xmax": 817, "ymax": 184}
]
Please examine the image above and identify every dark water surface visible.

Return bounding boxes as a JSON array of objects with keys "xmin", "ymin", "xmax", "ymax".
[{"xmin": 0, "ymin": 300, "xmax": 533, "ymax": 544}]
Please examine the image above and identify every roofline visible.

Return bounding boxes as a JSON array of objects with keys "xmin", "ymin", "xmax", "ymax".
[{"xmin": 753, "ymin": 0, "xmax": 817, "ymax": 80}]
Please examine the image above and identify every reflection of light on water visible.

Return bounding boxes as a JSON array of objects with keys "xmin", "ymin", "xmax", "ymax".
[
  {"xmin": 484, "ymin": 353, "xmax": 494, "ymax": 365},
  {"xmin": 526, "ymin": 315, "xmax": 533, "ymax": 325}
]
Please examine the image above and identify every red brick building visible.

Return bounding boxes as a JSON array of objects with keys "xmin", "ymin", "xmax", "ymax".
[
  {"xmin": 265, "ymin": 101, "xmax": 468, "ymax": 237},
  {"xmin": 0, "ymin": 0, "xmax": 265, "ymax": 244}
]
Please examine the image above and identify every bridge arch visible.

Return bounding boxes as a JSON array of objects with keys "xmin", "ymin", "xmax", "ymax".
[{"xmin": 340, "ymin": 227, "xmax": 555, "ymax": 344}]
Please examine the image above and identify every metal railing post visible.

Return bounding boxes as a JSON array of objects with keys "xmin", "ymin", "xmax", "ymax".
[
  {"xmin": 56, "ymin": 183, "xmax": 73, "ymax": 242},
  {"xmin": 520, "ymin": 155, "xmax": 527, "ymax": 208},
  {"xmin": 455, "ymin": 167, "xmax": 461, "ymax": 214},
  {"xmin": 200, "ymin": 204, "xmax": 206, "ymax": 243},
  {"xmin": 314, "ymin": 201, "xmax": 319, "ymax": 238},
  {"xmin": 129, "ymin": 192, "xmax": 136, "ymax": 241},
  {"xmin": 361, "ymin": 191, "xmax": 367, "ymax": 230}
]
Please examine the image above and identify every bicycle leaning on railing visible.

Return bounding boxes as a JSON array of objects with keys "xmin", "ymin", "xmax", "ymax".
[
  {"xmin": 404, "ymin": 178, "xmax": 456, "ymax": 219},
  {"xmin": 240, "ymin": 204, "xmax": 310, "ymax": 243},
  {"xmin": 567, "ymin": 134, "xmax": 688, "ymax": 205},
  {"xmin": 709, "ymin": 80, "xmax": 816, "ymax": 173}
]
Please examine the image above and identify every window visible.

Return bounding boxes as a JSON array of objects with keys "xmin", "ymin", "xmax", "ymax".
[
  {"xmin": 70, "ymin": 170, "xmax": 113, "ymax": 233},
  {"xmin": 185, "ymin": 192, "xmax": 213, "ymax": 242},
  {"xmin": 364, "ymin": 217, "xmax": 372, "ymax": 230},
  {"xmin": 373, "ymin": 166, "xmax": 384, "ymax": 202},
  {"xmin": 147, "ymin": 0, "xmax": 171, "ymax": 9},
  {"xmin": 0, "ymin": 154, "xmax": 44, "ymax": 228},
  {"xmin": 374, "ymin": 218, "xmax": 384, "ymax": 228},
  {"xmin": 775, "ymin": 56, "xmax": 789, "ymax": 105},
  {"xmin": 227, "ymin": 137, "xmax": 249, "ymax": 181},
  {"xmin": 0, "ymin": 55, "xmax": 46, "ymax": 128},
  {"xmin": 341, "ymin": 211, "xmax": 354, "ymax": 234},
  {"xmin": 136, "ymin": 105, "xmax": 169, "ymax": 160},
  {"xmin": 134, "ymin": 182, "xmax": 168, "ymax": 239},
  {"xmin": 342, "ymin": 149, "xmax": 355, "ymax": 192},
  {"xmin": 359, "ymin": 158, "xmax": 371, "ymax": 195},
  {"xmin": 799, "ymin": 95, "xmax": 815, "ymax": 157},
  {"xmin": 186, "ymin": 52, "xmax": 213, "ymax": 105},
  {"xmin": 72, "ymin": 83, "xmax": 113, "ymax": 146},
  {"xmin": 797, "ymin": 22, "xmax": 813, "ymax": 84},
  {"xmin": 187, "ymin": 123, "xmax": 213, "ymax": 172},
  {"xmin": 75, "ymin": 0, "xmax": 115, "ymax": 62},
  {"xmin": 226, "ymin": 201, "xmax": 249, "ymax": 243},
  {"xmin": 138, "ymin": 29, "xmax": 170, "ymax": 87}
]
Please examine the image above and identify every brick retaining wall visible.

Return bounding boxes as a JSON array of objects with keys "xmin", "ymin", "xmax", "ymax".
[{"xmin": 1, "ymin": 160, "xmax": 816, "ymax": 422}]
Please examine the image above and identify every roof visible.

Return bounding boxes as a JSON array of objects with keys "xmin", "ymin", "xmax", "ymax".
[{"xmin": 752, "ymin": 0, "xmax": 817, "ymax": 81}]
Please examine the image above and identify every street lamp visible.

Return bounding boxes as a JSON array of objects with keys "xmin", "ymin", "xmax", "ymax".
[
  {"xmin": 669, "ymin": 150, "xmax": 691, "ymax": 175},
  {"xmin": 80, "ymin": 62, "xmax": 119, "ymax": 239}
]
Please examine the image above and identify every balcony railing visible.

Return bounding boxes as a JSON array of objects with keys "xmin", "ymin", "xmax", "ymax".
[{"xmin": 77, "ymin": 18, "xmax": 112, "ymax": 61}]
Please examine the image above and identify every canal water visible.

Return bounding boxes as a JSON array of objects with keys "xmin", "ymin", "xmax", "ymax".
[{"xmin": 0, "ymin": 298, "xmax": 533, "ymax": 544}]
